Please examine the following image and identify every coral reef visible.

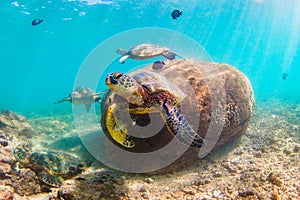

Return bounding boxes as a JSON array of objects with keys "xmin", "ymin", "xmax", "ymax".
[{"xmin": 0, "ymin": 110, "xmax": 38, "ymax": 199}]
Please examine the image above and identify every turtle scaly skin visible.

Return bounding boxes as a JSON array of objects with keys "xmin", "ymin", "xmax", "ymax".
[
  {"xmin": 38, "ymin": 173, "xmax": 64, "ymax": 188},
  {"xmin": 161, "ymin": 99, "xmax": 204, "ymax": 148}
]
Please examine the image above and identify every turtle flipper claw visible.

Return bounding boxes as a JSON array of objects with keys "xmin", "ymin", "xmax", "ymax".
[
  {"xmin": 105, "ymin": 103, "xmax": 135, "ymax": 148},
  {"xmin": 161, "ymin": 100, "xmax": 204, "ymax": 148}
]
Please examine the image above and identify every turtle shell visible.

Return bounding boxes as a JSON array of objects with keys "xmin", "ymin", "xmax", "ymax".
[
  {"xmin": 130, "ymin": 71, "xmax": 186, "ymax": 105},
  {"xmin": 29, "ymin": 151, "xmax": 86, "ymax": 177},
  {"xmin": 129, "ymin": 44, "xmax": 169, "ymax": 58},
  {"xmin": 71, "ymin": 87, "xmax": 96, "ymax": 104}
]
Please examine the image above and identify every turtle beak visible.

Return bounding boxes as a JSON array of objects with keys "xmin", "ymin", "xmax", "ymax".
[
  {"xmin": 106, "ymin": 73, "xmax": 124, "ymax": 92},
  {"xmin": 106, "ymin": 73, "xmax": 118, "ymax": 86}
]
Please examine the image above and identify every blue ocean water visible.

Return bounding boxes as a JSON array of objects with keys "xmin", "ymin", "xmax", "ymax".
[{"xmin": 1, "ymin": 0, "xmax": 300, "ymax": 114}]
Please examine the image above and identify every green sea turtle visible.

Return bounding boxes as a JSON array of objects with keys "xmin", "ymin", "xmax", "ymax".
[
  {"xmin": 13, "ymin": 148, "xmax": 88, "ymax": 187},
  {"xmin": 116, "ymin": 44, "xmax": 177, "ymax": 64},
  {"xmin": 55, "ymin": 87, "xmax": 102, "ymax": 112},
  {"xmin": 104, "ymin": 71, "xmax": 205, "ymax": 149}
]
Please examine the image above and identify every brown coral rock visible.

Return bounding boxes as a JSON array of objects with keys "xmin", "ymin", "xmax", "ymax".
[{"xmin": 0, "ymin": 185, "xmax": 14, "ymax": 200}]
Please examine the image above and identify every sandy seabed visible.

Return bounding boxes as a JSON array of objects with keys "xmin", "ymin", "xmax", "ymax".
[{"xmin": 0, "ymin": 98, "xmax": 299, "ymax": 200}]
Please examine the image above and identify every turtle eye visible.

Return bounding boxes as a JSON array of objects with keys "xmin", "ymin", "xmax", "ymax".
[{"xmin": 113, "ymin": 73, "xmax": 123, "ymax": 79}]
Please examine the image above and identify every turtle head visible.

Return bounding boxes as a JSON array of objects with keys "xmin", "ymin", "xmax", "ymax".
[
  {"xmin": 116, "ymin": 48, "xmax": 128, "ymax": 55},
  {"xmin": 70, "ymin": 90, "xmax": 80, "ymax": 98},
  {"xmin": 13, "ymin": 148, "xmax": 27, "ymax": 163},
  {"xmin": 106, "ymin": 72, "xmax": 143, "ymax": 105}
]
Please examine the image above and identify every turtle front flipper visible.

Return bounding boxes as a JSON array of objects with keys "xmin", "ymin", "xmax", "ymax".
[
  {"xmin": 38, "ymin": 173, "xmax": 63, "ymax": 188},
  {"xmin": 94, "ymin": 92, "xmax": 104, "ymax": 103},
  {"xmin": 13, "ymin": 148, "xmax": 27, "ymax": 162},
  {"xmin": 105, "ymin": 103, "xmax": 135, "ymax": 148},
  {"xmin": 162, "ymin": 51, "xmax": 176, "ymax": 60},
  {"xmin": 119, "ymin": 55, "xmax": 130, "ymax": 64},
  {"xmin": 54, "ymin": 96, "xmax": 71, "ymax": 104},
  {"xmin": 13, "ymin": 148, "xmax": 29, "ymax": 169},
  {"xmin": 160, "ymin": 100, "xmax": 204, "ymax": 148}
]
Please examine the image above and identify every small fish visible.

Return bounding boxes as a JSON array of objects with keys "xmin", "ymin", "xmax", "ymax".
[
  {"xmin": 152, "ymin": 61, "xmax": 165, "ymax": 70},
  {"xmin": 171, "ymin": 9, "xmax": 182, "ymax": 20},
  {"xmin": 282, "ymin": 73, "xmax": 288, "ymax": 80},
  {"xmin": 31, "ymin": 19, "xmax": 43, "ymax": 26}
]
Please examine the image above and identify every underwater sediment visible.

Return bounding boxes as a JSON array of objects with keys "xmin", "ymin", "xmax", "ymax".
[{"xmin": 1, "ymin": 99, "xmax": 299, "ymax": 200}]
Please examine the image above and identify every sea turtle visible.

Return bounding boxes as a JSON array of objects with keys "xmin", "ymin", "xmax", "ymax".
[
  {"xmin": 13, "ymin": 148, "xmax": 88, "ymax": 187},
  {"xmin": 116, "ymin": 44, "xmax": 177, "ymax": 64},
  {"xmin": 55, "ymin": 87, "xmax": 102, "ymax": 112},
  {"xmin": 104, "ymin": 71, "xmax": 205, "ymax": 149}
]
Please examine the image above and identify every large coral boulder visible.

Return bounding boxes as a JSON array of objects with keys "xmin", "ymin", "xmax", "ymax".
[{"xmin": 101, "ymin": 59, "xmax": 254, "ymax": 172}]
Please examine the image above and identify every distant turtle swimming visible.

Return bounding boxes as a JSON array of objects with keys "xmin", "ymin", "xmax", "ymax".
[
  {"xmin": 14, "ymin": 148, "xmax": 88, "ymax": 187},
  {"xmin": 55, "ymin": 87, "xmax": 102, "ymax": 112},
  {"xmin": 31, "ymin": 19, "xmax": 43, "ymax": 26},
  {"xmin": 282, "ymin": 73, "xmax": 288, "ymax": 80},
  {"xmin": 152, "ymin": 61, "xmax": 165, "ymax": 70},
  {"xmin": 171, "ymin": 9, "xmax": 182, "ymax": 19},
  {"xmin": 116, "ymin": 44, "xmax": 177, "ymax": 64}
]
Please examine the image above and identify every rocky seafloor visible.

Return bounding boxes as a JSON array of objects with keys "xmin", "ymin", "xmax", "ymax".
[{"xmin": 0, "ymin": 98, "xmax": 299, "ymax": 200}]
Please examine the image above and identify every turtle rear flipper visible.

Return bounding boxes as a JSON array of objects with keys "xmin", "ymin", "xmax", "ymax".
[
  {"xmin": 161, "ymin": 100, "xmax": 204, "ymax": 148},
  {"xmin": 38, "ymin": 173, "xmax": 63, "ymax": 188},
  {"xmin": 105, "ymin": 104, "xmax": 135, "ymax": 148},
  {"xmin": 85, "ymin": 104, "xmax": 91, "ymax": 112}
]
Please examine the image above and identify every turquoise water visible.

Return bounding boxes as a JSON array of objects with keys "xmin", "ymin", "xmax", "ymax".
[{"xmin": 1, "ymin": 0, "xmax": 300, "ymax": 113}]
